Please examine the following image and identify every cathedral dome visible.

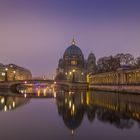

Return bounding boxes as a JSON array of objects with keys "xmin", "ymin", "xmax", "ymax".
[{"xmin": 63, "ymin": 39, "xmax": 84, "ymax": 60}]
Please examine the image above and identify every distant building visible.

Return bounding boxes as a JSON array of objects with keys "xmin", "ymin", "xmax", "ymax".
[
  {"xmin": 0, "ymin": 63, "xmax": 32, "ymax": 81},
  {"xmin": 55, "ymin": 39, "xmax": 96, "ymax": 82}
]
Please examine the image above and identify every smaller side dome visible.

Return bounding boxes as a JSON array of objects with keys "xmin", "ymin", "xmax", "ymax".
[
  {"xmin": 58, "ymin": 58, "xmax": 64, "ymax": 69},
  {"xmin": 88, "ymin": 52, "xmax": 96, "ymax": 60},
  {"xmin": 87, "ymin": 52, "xmax": 96, "ymax": 74}
]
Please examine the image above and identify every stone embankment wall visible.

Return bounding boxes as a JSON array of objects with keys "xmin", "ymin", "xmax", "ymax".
[{"xmin": 89, "ymin": 85, "xmax": 140, "ymax": 94}]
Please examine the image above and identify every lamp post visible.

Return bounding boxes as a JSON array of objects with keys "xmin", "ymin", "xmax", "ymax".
[
  {"xmin": 13, "ymin": 70, "xmax": 16, "ymax": 81},
  {"xmin": 81, "ymin": 72, "xmax": 84, "ymax": 81},
  {"xmin": 5, "ymin": 68, "xmax": 8, "ymax": 82},
  {"xmin": 1, "ymin": 72, "xmax": 6, "ymax": 81},
  {"xmin": 69, "ymin": 71, "xmax": 72, "ymax": 81},
  {"xmin": 72, "ymin": 69, "xmax": 75, "ymax": 82}
]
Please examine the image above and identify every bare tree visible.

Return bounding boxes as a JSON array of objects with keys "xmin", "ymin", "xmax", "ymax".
[
  {"xmin": 135, "ymin": 57, "xmax": 140, "ymax": 68},
  {"xmin": 97, "ymin": 56, "xmax": 120, "ymax": 73},
  {"xmin": 96, "ymin": 53, "xmax": 135, "ymax": 73},
  {"xmin": 114, "ymin": 53, "xmax": 135, "ymax": 66}
]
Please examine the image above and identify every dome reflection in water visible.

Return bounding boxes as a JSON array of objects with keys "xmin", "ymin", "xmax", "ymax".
[{"xmin": 55, "ymin": 89, "xmax": 140, "ymax": 132}]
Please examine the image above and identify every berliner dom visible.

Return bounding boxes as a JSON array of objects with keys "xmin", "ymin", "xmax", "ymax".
[{"xmin": 55, "ymin": 39, "xmax": 96, "ymax": 82}]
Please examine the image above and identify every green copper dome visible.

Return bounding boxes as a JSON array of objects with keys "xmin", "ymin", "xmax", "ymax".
[
  {"xmin": 64, "ymin": 44, "xmax": 84, "ymax": 58},
  {"xmin": 63, "ymin": 39, "xmax": 84, "ymax": 61}
]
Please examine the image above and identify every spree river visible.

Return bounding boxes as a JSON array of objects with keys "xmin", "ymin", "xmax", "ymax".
[{"xmin": 0, "ymin": 85, "xmax": 140, "ymax": 140}]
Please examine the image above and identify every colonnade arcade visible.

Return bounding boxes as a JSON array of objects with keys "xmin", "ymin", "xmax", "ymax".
[{"xmin": 90, "ymin": 68, "xmax": 140, "ymax": 85}]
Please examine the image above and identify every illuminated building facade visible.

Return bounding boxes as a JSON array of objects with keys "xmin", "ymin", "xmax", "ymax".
[
  {"xmin": 89, "ymin": 67, "xmax": 140, "ymax": 85},
  {"xmin": 55, "ymin": 39, "xmax": 96, "ymax": 82},
  {"xmin": 0, "ymin": 63, "xmax": 32, "ymax": 81}
]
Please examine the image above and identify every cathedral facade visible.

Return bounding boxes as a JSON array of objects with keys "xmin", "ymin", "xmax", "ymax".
[{"xmin": 55, "ymin": 39, "xmax": 96, "ymax": 82}]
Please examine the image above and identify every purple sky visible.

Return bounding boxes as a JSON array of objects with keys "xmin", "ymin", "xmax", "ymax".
[{"xmin": 0, "ymin": 0, "xmax": 140, "ymax": 77}]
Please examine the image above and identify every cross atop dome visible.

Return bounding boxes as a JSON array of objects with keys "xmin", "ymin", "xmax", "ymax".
[{"xmin": 71, "ymin": 37, "xmax": 76, "ymax": 45}]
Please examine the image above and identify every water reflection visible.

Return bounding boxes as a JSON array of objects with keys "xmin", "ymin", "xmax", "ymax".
[
  {"xmin": 0, "ymin": 85, "xmax": 54, "ymax": 112},
  {"xmin": 0, "ymin": 95, "xmax": 30, "ymax": 112},
  {"xmin": 1, "ymin": 85, "xmax": 140, "ymax": 133},
  {"xmin": 56, "ymin": 91, "xmax": 85, "ymax": 134},
  {"xmin": 56, "ymin": 90, "xmax": 140, "ymax": 132},
  {"xmin": 17, "ymin": 84, "xmax": 54, "ymax": 98}
]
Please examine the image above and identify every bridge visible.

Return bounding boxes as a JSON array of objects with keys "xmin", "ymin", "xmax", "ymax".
[
  {"xmin": 54, "ymin": 80, "xmax": 89, "ymax": 91},
  {"xmin": 0, "ymin": 79, "xmax": 89, "ymax": 93},
  {"xmin": 0, "ymin": 79, "xmax": 54, "ymax": 91}
]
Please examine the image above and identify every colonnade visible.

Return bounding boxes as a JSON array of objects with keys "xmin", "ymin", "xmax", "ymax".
[{"xmin": 89, "ymin": 68, "xmax": 140, "ymax": 85}]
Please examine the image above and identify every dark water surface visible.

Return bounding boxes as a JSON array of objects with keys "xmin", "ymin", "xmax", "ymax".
[{"xmin": 0, "ymin": 87, "xmax": 140, "ymax": 140}]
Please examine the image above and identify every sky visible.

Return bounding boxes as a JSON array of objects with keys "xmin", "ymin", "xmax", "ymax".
[{"xmin": 0, "ymin": 0, "xmax": 140, "ymax": 77}]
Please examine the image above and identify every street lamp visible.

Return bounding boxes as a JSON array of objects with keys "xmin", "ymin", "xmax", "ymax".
[
  {"xmin": 13, "ymin": 70, "xmax": 16, "ymax": 81},
  {"xmin": 72, "ymin": 69, "xmax": 75, "ymax": 73},
  {"xmin": 72, "ymin": 69, "xmax": 76, "ymax": 82},
  {"xmin": 81, "ymin": 72, "xmax": 84, "ymax": 75},
  {"xmin": 1, "ymin": 72, "xmax": 6, "ymax": 81},
  {"xmin": 5, "ymin": 68, "xmax": 8, "ymax": 81},
  {"xmin": 1, "ymin": 72, "xmax": 6, "ymax": 76}
]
